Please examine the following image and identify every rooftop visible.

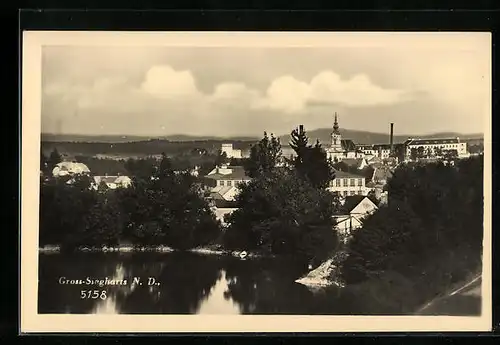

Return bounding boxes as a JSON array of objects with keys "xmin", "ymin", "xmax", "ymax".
[
  {"xmin": 406, "ymin": 138, "xmax": 461, "ymax": 146},
  {"xmin": 341, "ymin": 158, "xmax": 366, "ymax": 167},
  {"xmin": 341, "ymin": 139, "xmax": 357, "ymax": 151},
  {"xmin": 333, "ymin": 170, "xmax": 365, "ymax": 179},
  {"xmin": 204, "ymin": 165, "xmax": 251, "ymax": 181},
  {"xmin": 338, "ymin": 195, "xmax": 378, "ymax": 214}
]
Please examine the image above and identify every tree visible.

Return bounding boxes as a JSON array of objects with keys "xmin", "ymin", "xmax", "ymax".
[
  {"xmin": 289, "ymin": 126, "xmax": 309, "ymax": 158},
  {"xmin": 341, "ymin": 202, "xmax": 423, "ymax": 284},
  {"xmin": 120, "ymin": 154, "xmax": 221, "ymax": 249},
  {"xmin": 124, "ymin": 157, "xmax": 158, "ymax": 181},
  {"xmin": 39, "ymin": 175, "xmax": 97, "ymax": 250},
  {"xmin": 444, "ymin": 149, "xmax": 458, "ymax": 160},
  {"xmin": 435, "ymin": 147, "xmax": 443, "ymax": 157},
  {"xmin": 289, "ymin": 126, "xmax": 335, "ymax": 189},
  {"xmin": 426, "ymin": 147, "xmax": 433, "ymax": 158},
  {"xmin": 244, "ymin": 132, "xmax": 282, "ymax": 178},
  {"xmin": 416, "ymin": 146, "xmax": 425, "ymax": 159},
  {"xmin": 410, "ymin": 148, "xmax": 418, "ymax": 161},
  {"xmin": 223, "ymin": 169, "xmax": 340, "ymax": 266},
  {"xmin": 215, "ymin": 150, "xmax": 229, "ymax": 167},
  {"xmin": 47, "ymin": 148, "xmax": 62, "ymax": 171},
  {"xmin": 74, "ymin": 191, "xmax": 124, "ymax": 247},
  {"xmin": 342, "ymin": 156, "xmax": 484, "ymax": 303}
]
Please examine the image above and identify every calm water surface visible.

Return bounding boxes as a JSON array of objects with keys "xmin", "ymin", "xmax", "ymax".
[{"xmin": 38, "ymin": 252, "xmax": 362, "ymax": 315}]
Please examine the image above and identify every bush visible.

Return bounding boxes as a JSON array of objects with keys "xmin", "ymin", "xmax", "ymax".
[
  {"xmin": 223, "ymin": 169, "xmax": 340, "ymax": 266},
  {"xmin": 341, "ymin": 156, "xmax": 484, "ymax": 312}
]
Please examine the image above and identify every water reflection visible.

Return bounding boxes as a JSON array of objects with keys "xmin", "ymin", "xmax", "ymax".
[{"xmin": 38, "ymin": 252, "xmax": 347, "ymax": 315}]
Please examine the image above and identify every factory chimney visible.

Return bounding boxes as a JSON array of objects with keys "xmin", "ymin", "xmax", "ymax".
[
  {"xmin": 299, "ymin": 124, "xmax": 304, "ymax": 133},
  {"xmin": 390, "ymin": 123, "xmax": 394, "ymax": 155}
]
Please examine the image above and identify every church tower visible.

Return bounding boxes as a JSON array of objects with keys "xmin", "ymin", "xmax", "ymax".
[{"xmin": 330, "ymin": 112, "xmax": 343, "ymax": 152}]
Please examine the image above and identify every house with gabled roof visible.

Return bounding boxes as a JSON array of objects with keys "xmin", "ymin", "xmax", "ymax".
[
  {"xmin": 333, "ymin": 195, "xmax": 378, "ymax": 242},
  {"xmin": 92, "ymin": 175, "xmax": 132, "ymax": 190},
  {"xmin": 203, "ymin": 164, "xmax": 251, "ymax": 208}
]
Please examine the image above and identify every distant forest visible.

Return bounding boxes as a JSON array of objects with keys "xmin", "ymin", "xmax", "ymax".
[{"xmin": 41, "ymin": 139, "xmax": 257, "ymax": 158}]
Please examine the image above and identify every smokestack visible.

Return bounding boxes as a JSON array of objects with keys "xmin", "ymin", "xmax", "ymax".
[
  {"xmin": 299, "ymin": 125, "xmax": 304, "ymax": 134},
  {"xmin": 390, "ymin": 123, "xmax": 394, "ymax": 154}
]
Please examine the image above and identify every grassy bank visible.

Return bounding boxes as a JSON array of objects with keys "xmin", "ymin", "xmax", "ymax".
[{"xmin": 337, "ymin": 245, "xmax": 482, "ymax": 315}]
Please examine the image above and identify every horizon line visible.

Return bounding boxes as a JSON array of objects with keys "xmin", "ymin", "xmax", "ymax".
[{"xmin": 41, "ymin": 128, "xmax": 485, "ymax": 140}]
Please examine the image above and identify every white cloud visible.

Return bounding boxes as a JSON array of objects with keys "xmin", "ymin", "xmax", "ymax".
[
  {"xmin": 42, "ymin": 64, "xmax": 423, "ymax": 135},
  {"xmin": 255, "ymin": 71, "xmax": 410, "ymax": 113},
  {"xmin": 140, "ymin": 65, "xmax": 200, "ymax": 99},
  {"xmin": 253, "ymin": 75, "xmax": 310, "ymax": 113}
]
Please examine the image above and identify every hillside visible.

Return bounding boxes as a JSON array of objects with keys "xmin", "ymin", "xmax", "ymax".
[
  {"xmin": 41, "ymin": 133, "xmax": 260, "ymax": 143},
  {"xmin": 42, "ymin": 128, "xmax": 483, "ymax": 146},
  {"xmin": 278, "ymin": 128, "xmax": 484, "ymax": 146}
]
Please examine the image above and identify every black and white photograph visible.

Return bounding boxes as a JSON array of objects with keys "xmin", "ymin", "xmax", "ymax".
[{"xmin": 21, "ymin": 31, "xmax": 491, "ymax": 332}]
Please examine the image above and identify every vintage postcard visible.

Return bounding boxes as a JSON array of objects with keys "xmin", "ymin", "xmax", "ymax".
[{"xmin": 21, "ymin": 31, "xmax": 492, "ymax": 333}]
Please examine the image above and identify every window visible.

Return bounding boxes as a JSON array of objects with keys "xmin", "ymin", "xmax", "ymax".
[
  {"xmin": 349, "ymin": 191, "xmax": 355, "ymax": 196},
  {"xmin": 219, "ymin": 180, "xmax": 224, "ymax": 186},
  {"xmin": 336, "ymin": 179, "xmax": 341, "ymax": 187},
  {"xmin": 227, "ymin": 180, "xmax": 232, "ymax": 187},
  {"xmin": 350, "ymin": 178, "xmax": 355, "ymax": 187},
  {"xmin": 358, "ymin": 178, "xmax": 363, "ymax": 186}
]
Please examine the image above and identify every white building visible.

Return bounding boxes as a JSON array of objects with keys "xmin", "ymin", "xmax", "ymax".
[
  {"xmin": 221, "ymin": 143, "xmax": 242, "ymax": 159},
  {"xmin": 404, "ymin": 137, "xmax": 468, "ymax": 160},
  {"xmin": 204, "ymin": 164, "xmax": 251, "ymax": 201},
  {"xmin": 334, "ymin": 195, "xmax": 378, "ymax": 242},
  {"xmin": 52, "ymin": 162, "xmax": 90, "ymax": 177},
  {"xmin": 327, "ymin": 170, "xmax": 369, "ymax": 197},
  {"xmin": 93, "ymin": 175, "xmax": 132, "ymax": 190},
  {"xmin": 356, "ymin": 144, "xmax": 392, "ymax": 160}
]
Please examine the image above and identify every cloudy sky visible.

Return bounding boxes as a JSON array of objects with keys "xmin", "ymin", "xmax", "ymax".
[{"xmin": 41, "ymin": 34, "xmax": 490, "ymax": 137}]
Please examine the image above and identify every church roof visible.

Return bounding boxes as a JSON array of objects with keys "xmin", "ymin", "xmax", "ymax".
[{"xmin": 341, "ymin": 140, "xmax": 357, "ymax": 151}]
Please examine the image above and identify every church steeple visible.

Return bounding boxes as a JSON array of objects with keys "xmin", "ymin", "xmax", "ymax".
[
  {"xmin": 333, "ymin": 112, "xmax": 340, "ymax": 134},
  {"xmin": 330, "ymin": 112, "xmax": 342, "ymax": 151}
]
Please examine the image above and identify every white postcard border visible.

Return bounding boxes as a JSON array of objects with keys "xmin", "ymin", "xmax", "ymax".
[{"xmin": 20, "ymin": 31, "xmax": 492, "ymax": 333}]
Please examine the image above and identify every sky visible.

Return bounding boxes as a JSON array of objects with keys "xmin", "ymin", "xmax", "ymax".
[{"xmin": 41, "ymin": 33, "xmax": 490, "ymax": 137}]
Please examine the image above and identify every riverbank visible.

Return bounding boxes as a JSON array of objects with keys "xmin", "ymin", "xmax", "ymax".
[
  {"xmin": 39, "ymin": 244, "xmax": 275, "ymax": 259},
  {"xmin": 295, "ymin": 250, "xmax": 348, "ymax": 289}
]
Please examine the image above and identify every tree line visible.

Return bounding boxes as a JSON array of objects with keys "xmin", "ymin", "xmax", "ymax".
[
  {"xmin": 39, "ymin": 126, "xmax": 342, "ymax": 268},
  {"xmin": 340, "ymin": 155, "xmax": 483, "ymax": 313}
]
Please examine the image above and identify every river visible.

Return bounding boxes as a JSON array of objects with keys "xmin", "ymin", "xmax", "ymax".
[
  {"xmin": 38, "ymin": 252, "xmax": 481, "ymax": 315},
  {"xmin": 38, "ymin": 252, "xmax": 359, "ymax": 315}
]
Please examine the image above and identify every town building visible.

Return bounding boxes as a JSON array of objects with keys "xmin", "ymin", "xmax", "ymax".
[
  {"xmin": 209, "ymin": 199, "xmax": 238, "ymax": 226},
  {"xmin": 52, "ymin": 161, "xmax": 91, "ymax": 177},
  {"xmin": 334, "ymin": 195, "xmax": 378, "ymax": 242},
  {"xmin": 403, "ymin": 137, "xmax": 469, "ymax": 160},
  {"xmin": 203, "ymin": 164, "xmax": 251, "ymax": 201},
  {"xmin": 92, "ymin": 175, "xmax": 132, "ymax": 190},
  {"xmin": 221, "ymin": 143, "xmax": 243, "ymax": 159},
  {"xmin": 326, "ymin": 113, "xmax": 364, "ymax": 162},
  {"xmin": 327, "ymin": 170, "xmax": 369, "ymax": 197},
  {"xmin": 209, "ymin": 185, "xmax": 241, "ymax": 202}
]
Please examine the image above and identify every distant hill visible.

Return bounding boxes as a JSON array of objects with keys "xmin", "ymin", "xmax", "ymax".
[
  {"xmin": 42, "ymin": 129, "xmax": 483, "ymax": 146},
  {"xmin": 278, "ymin": 128, "xmax": 484, "ymax": 146},
  {"xmin": 41, "ymin": 133, "xmax": 260, "ymax": 143}
]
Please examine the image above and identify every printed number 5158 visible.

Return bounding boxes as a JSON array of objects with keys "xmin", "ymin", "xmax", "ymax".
[{"xmin": 80, "ymin": 290, "xmax": 107, "ymax": 300}]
